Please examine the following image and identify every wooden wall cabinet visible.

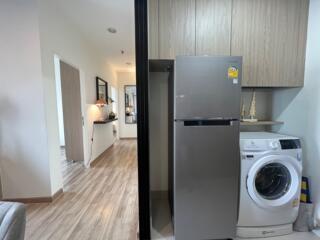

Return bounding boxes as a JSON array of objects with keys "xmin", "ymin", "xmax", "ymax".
[
  {"xmin": 148, "ymin": 0, "xmax": 159, "ymax": 59},
  {"xmin": 158, "ymin": 0, "xmax": 196, "ymax": 59},
  {"xmin": 148, "ymin": 0, "xmax": 309, "ymax": 87},
  {"xmin": 196, "ymin": 0, "xmax": 232, "ymax": 56},
  {"xmin": 231, "ymin": 0, "xmax": 309, "ymax": 87}
]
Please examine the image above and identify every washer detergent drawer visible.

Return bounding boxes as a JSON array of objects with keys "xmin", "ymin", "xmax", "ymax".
[{"xmin": 174, "ymin": 120, "xmax": 240, "ymax": 240}]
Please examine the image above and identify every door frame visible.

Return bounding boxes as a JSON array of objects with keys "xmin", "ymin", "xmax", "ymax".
[{"xmin": 134, "ymin": 0, "xmax": 151, "ymax": 238}]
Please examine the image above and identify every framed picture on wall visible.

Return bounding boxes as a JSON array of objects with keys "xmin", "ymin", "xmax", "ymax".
[{"xmin": 96, "ymin": 77, "xmax": 108, "ymax": 102}]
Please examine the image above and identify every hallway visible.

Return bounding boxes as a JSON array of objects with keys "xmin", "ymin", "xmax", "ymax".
[{"xmin": 25, "ymin": 140, "xmax": 138, "ymax": 240}]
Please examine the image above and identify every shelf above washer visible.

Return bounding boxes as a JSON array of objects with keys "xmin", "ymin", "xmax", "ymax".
[{"xmin": 240, "ymin": 121, "xmax": 284, "ymax": 126}]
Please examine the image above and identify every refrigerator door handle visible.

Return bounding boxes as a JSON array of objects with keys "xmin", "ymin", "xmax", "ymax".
[{"xmin": 182, "ymin": 119, "xmax": 239, "ymax": 127}]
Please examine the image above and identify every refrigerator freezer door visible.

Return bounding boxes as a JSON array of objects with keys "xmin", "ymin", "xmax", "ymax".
[
  {"xmin": 175, "ymin": 56, "xmax": 242, "ymax": 120},
  {"xmin": 174, "ymin": 120, "xmax": 240, "ymax": 240}
]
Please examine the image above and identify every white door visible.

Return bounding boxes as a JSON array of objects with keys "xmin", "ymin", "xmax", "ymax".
[{"xmin": 60, "ymin": 61, "xmax": 84, "ymax": 162}]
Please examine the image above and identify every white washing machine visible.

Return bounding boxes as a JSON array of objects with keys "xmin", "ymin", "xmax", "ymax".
[{"xmin": 238, "ymin": 132, "xmax": 303, "ymax": 238}]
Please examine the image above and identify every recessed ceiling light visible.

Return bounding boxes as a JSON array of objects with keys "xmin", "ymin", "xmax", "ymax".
[{"xmin": 107, "ymin": 27, "xmax": 117, "ymax": 34}]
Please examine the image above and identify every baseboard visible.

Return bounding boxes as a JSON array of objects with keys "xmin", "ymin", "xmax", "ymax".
[
  {"xmin": 3, "ymin": 188, "xmax": 64, "ymax": 204},
  {"xmin": 3, "ymin": 197, "xmax": 52, "ymax": 204},
  {"xmin": 90, "ymin": 143, "xmax": 114, "ymax": 167},
  {"xmin": 52, "ymin": 188, "xmax": 63, "ymax": 201},
  {"xmin": 120, "ymin": 137, "xmax": 137, "ymax": 140},
  {"xmin": 151, "ymin": 190, "xmax": 168, "ymax": 200}
]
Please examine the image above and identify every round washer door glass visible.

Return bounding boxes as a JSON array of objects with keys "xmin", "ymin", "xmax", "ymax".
[{"xmin": 255, "ymin": 163, "xmax": 291, "ymax": 200}]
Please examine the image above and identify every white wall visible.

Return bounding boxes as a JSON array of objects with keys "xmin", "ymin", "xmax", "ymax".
[
  {"xmin": 0, "ymin": 0, "xmax": 52, "ymax": 198},
  {"xmin": 37, "ymin": 0, "xmax": 118, "ymax": 192},
  {"xmin": 272, "ymin": 0, "xmax": 320, "ymax": 227},
  {"xmin": 118, "ymin": 72, "xmax": 137, "ymax": 138}
]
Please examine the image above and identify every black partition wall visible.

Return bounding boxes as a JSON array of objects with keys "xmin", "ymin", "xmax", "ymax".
[{"xmin": 134, "ymin": 0, "xmax": 150, "ymax": 239}]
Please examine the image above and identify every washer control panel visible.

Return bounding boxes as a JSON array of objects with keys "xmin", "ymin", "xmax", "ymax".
[
  {"xmin": 242, "ymin": 139, "xmax": 279, "ymax": 151},
  {"xmin": 269, "ymin": 141, "xmax": 280, "ymax": 150},
  {"xmin": 241, "ymin": 139, "xmax": 301, "ymax": 151},
  {"xmin": 279, "ymin": 139, "xmax": 301, "ymax": 149},
  {"xmin": 240, "ymin": 133, "xmax": 302, "ymax": 163}
]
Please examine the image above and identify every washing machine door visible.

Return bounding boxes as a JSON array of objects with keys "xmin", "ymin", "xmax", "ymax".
[{"xmin": 247, "ymin": 154, "xmax": 301, "ymax": 209}]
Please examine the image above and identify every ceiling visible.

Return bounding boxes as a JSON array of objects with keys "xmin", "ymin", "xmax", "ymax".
[{"xmin": 55, "ymin": 0, "xmax": 135, "ymax": 72}]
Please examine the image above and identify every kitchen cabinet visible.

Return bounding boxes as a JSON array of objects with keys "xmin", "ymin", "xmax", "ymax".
[
  {"xmin": 196, "ymin": 0, "xmax": 232, "ymax": 56},
  {"xmin": 159, "ymin": 0, "xmax": 196, "ymax": 59},
  {"xmin": 148, "ymin": 0, "xmax": 159, "ymax": 59},
  {"xmin": 231, "ymin": 0, "xmax": 309, "ymax": 87},
  {"xmin": 148, "ymin": 0, "xmax": 309, "ymax": 87}
]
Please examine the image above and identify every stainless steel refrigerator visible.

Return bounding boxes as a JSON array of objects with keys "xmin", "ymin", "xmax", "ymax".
[{"xmin": 173, "ymin": 56, "xmax": 242, "ymax": 240}]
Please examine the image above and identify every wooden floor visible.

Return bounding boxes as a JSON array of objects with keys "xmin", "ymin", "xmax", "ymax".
[{"xmin": 25, "ymin": 140, "xmax": 138, "ymax": 240}]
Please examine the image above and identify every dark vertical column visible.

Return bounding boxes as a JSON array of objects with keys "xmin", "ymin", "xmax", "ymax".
[{"xmin": 134, "ymin": 0, "xmax": 151, "ymax": 239}]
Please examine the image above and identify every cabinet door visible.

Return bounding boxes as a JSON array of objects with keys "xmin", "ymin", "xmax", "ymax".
[
  {"xmin": 196, "ymin": 0, "xmax": 232, "ymax": 56},
  {"xmin": 232, "ymin": 0, "xmax": 309, "ymax": 87},
  {"xmin": 159, "ymin": 0, "xmax": 196, "ymax": 59},
  {"xmin": 148, "ymin": 0, "xmax": 159, "ymax": 59}
]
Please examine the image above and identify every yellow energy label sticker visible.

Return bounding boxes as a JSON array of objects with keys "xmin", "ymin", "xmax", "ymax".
[{"xmin": 228, "ymin": 66, "xmax": 239, "ymax": 79}]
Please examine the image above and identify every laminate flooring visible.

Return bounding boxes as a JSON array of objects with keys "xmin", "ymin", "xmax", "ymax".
[
  {"xmin": 150, "ymin": 198, "xmax": 319, "ymax": 240},
  {"xmin": 25, "ymin": 140, "xmax": 138, "ymax": 240}
]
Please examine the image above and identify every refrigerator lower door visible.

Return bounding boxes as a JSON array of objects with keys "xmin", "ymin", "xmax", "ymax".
[{"xmin": 174, "ymin": 119, "xmax": 240, "ymax": 240}]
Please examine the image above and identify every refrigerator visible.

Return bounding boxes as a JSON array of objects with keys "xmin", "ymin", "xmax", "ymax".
[{"xmin": 173, "ymin": 56, "xmax": 242, "ymax": 240}]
